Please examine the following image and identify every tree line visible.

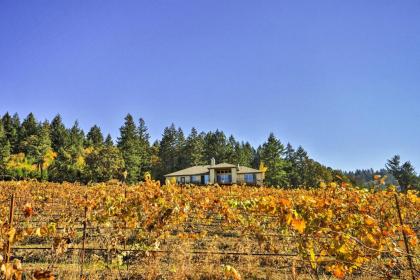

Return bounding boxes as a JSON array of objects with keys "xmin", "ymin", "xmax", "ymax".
[{"xmin": 0, "ymin": 112, "xmax": 418, "ymax": 190}]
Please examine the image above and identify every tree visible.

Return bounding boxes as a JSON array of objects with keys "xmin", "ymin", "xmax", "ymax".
[
  {"xmin": 203, "ymin": 130, "xmax": 228, "ymax": 163},
  {"xmin": 258, "ymin": 133, "xmax": 288, "ymax": 186},
  {"xmin": 50, "ymin": 114, "xmax": 68, "ymax": 152},
  {"xmin": 48, "ymin": 121, "xmax": 85, "ymax": 182},
  {"xmin": 5, "ymin": 153, "xmax": 37, "ymax": 180},
  {"xmin": 150, "ymin": 140, "xmax": 161, "ymax": 179},
  {"xmin": 117, "ymin": 114, "xmax": 141, "ymax": 183},
  {"xmin": 2, "ymin": 113, "xmax": 20, "ymax": 153},
  {"xmin": 19, "ymin": 113, "xmax": 39, "ymax": 154},
  {"xmin": 176, "ymin": 127, "xmax": 187, "ymax": 169},
  {"xmin": 295, "ymin": 146, "xmax": 309, "ymax": 186},
  {"xmin": 0, "ymin": 120, "xmax": 11, "ymax": 176},
  {"xmin": 84, "ymin": 145, "xmax": 125, "ymax": 183},
  {"xmin": 229, "ymin": 140, "xmax": 255, "ymax": 167},
  {"xmin": 104, "ymin": 134, "xmax": 114, "ymax": 146},
  {"xmin": 158, "ymin": 124, "xmax": 181, "ymax": 180},
  {"xmin": 184, "ymin": 128, "xmax": 205, "ymax": 166},
  {"xmin": 386, "ymin": 155, "xmax": 417, "ymax": 192},
  {"xmin": 284, "ymin": 143, "xmax": 299, "ymax": 187},
  {"xmin": 24, "ymin": 121, "xmax": 54, "ymax": 179},
  {"xmin": 137, "ymin": 118, "xmax": 151, "ymax": 179},
  {"xmin": 86, "ymin": 125, "xmax": 104, "ymax": 147},
  {"xmin": 239, "ymin": 142, "xmax": 256, "ymax": 167}
]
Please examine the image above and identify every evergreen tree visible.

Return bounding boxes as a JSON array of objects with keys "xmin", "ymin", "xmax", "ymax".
[
  {"xmin": 48, "ymin": 121, "xmax": 85, "ymax": 182},
  {"xmin": 68, "ymin": 121, "xmax": 85, "ymax": 154},
  {"xmin": 86, "ymin": 125, "xmax": 104, "ymax": 147},
  {"xmin": 19, "ymin": 113, "xmax": 39, "ymax": 154},
  {"xmin": 2, "ymin": 113, "xmax": 20, "ymax": 153},
  {"xmin": 25, "ymin": 121, "xmax": 53, "ymax": 179},
  {"xmin": 50, "ymin": 114, "xmax": 68, "ymax": 152},
  {"xmin": 150, "ymin": 140, "xmax": 161, "ymax": 179},
  {"xmin": 138, "ymin": 118, "xmax": 151, "ymax": 178},
  {"xmin": 104, "ymin": 134, "xmax": 114, "ymax": 146},
  {"xmin": 176, "ymin": 127, "xmax": 188, "ymax": 169},
  {"xmin": 238, "ymin": 142, "xmax": 256, "ymax": 167},
  {"xmin": 284, "ymin": 143, "xmax": 298, "ymax": 187},
  {"xmin": 386, "ymin": 155, "xmax": 418, "ymax": 192},
  {"xmin": 203, "ymin": 130, "xmax": 228, "ymax": 163},
  {"xmin": 117, "ymin": 114, "xmax": 141, "ymax": 183},
  {"xmin": 259, "ymin": 133, "xmax": 288, "ymax": 186},
  {"xmin": 225, "ymin": 135, "xmax": 238, "ymax": 163},
  {"xmin": 158, "ymin": 124, "xmax": 180, "ymax": 179},
  {"xmin": 0, "ymin": 120, "xmax": 11, "ymax": 176},
  {"xmin": 184, "ymin": 128, "xmax": 205, "ymax": 166},
  {"xmin": 295, "ymin": 146, "xmax": 309, "ymax": 186}
]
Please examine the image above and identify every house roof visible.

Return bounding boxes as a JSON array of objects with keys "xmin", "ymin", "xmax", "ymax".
[
  {"xmin": 164, "ymin": 163, "xmax": 263, "ymax": 177},
  {"xmin": 209, "ymin": 163, "xmax": 237, "ymax": 169},
  {"xmin": 237, "ymin": 166, "xmax": 261, "ymax": 174},
  {"xmin": 164, "ymin": 165, "xmax": 210, "ymax": 177}
]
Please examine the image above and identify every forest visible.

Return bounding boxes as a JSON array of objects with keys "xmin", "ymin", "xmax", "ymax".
[{"xmin": 0, "ymin": 112, "xmax": 418, "ymax": 190}]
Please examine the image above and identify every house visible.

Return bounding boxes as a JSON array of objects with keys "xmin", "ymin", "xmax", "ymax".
[{"xmin": 164, "ymin": 158, "xmax": 265, "ymax": 185}]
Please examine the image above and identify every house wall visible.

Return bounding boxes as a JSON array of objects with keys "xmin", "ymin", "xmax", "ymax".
[
  {"xmin": 209, "ymin": 169, "xmax": 215, "ymax": 184},
  {"xmin": 256, "ymin": 173, "xmax": 264, "ymax": 185},
  {"xmin": 177, "ymin": 176, "xmax": 190, "ymax": 184},
  {"xmin": 231, "ymin": 167, "xmax": 237, "ymax": 184},
  {"xmin": 236, "ymin": 173, "xmax": 265, "ymax": 185},
  {"xmin": 166, "ymin": 171, "xmax": 264, "ymax": 186}
]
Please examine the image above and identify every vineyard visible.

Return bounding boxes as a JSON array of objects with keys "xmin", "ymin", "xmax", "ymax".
[{"xmin": 0, "ymin": 179, "xmax": 419, "ymax": 279}]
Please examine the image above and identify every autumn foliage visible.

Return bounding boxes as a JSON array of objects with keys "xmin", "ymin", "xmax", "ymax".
[{"xmin": 0, "ymin": 179, "xmax": 419, "ymax": 279}]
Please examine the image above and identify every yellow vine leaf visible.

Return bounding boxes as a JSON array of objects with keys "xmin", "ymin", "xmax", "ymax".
[{"xmin": 291, "ymin": 218, "xmax": 306, "ymax": 234}]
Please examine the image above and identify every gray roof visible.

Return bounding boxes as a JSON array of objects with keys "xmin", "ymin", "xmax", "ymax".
[
  {"xmin": 164, "ymin": 163, "xmax": 262, "ymax": 177},
  {"xmin": 237, "ymin": 166, "xmax": 261, "ymax": 174},
  {"xmin": 209, "ymin": 163, "xmax": 237, "ymax": 169},
  {"xmin": 164, "ymin": 165, "xmax": 210, "ymax": 177}
]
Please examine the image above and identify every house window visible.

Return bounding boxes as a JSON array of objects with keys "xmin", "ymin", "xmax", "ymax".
[
  {"xmin": 244, "ymin": 174, "xmax": 255, "ymax": 184},
  {"xmin": 181, "ymin": 177, "xmax": 185, "ymax": 184},
  {"xmin": 217, "ymin": 174, "xmax": 232, "ymax": 184},
  {"xmin": 202, "ymin": 175, "xmax": 209, "ymax": 184},
  {"xmin": 191, "ymin": 175, "xmax": 201, "ymax": 184}
]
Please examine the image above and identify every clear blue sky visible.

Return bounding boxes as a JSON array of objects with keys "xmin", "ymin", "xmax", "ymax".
[{"xmin": 1, "ymin": 1, "xmax": 419, "ymax": 172}]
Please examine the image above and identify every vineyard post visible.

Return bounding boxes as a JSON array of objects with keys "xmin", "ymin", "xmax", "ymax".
[
  {"xmin": 80, "ymin": 194, "xmax": 88, "ymax": 279},
  {"xmin": 394, "ymin": 193, "xmax": 415, "ymax": 280},
  {"xmin": 5, "ymin": 194, "xmax": 15, "ymax": 263}
]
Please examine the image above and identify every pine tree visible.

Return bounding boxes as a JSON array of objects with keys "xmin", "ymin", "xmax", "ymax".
[
  {"xmin": 68, "ymin": 121, "xmax": 85, "ymax": 151},
  {"xmin": 176, "ymin": 127, "xmax": 188, "ymax": 169},
  {"xmin": 158, "ymin": 124, "xmax": 180, "ymax": 179},
  {"xmin": 2, "ymin": 113, "xmax": 20, "ymax": 153},
  {"xmin": 86, "ymin": 125, "xmax": 104, "ymax": 147},
  {"xmin": 50, "ymin": 114, "xmax": 68, "ymax": 152},
  {"xmin": 49, "ymin": 121, "xmax": 85, "ymax": 182},
  {"xmin": 137, "ymin": 118, "xmax": 151, "ymax": 178},
  {"xmin": 284, "ymin": 143, "xmax": 298, "ymax": 187},
  {"xmin": 259, "ymin": 133, "xmax": 288, "ymax": 187},
  {"xmin": 386, "ymin": 155, "xmax": 417, "ymax": 192},
  {"xmin": 25, "ymin": 121, "xmax": 53, "ymax": 179},
  {"xmin": 203, "ymin": 130, "xmax": 228, "ymax": 163},
  {"xmin": 233, "ymin": 141, "xmax": 255, "ymax": 167},
  {"xmin": 19, "ymin": 113, "xmax": 39, "ymax": 154},
  {"xmin": 150, "ymin": 140, "xmax": 161, "ymax": 179},
  {"xmin": 117, "ymin": 114, "xmax": 141, "ymax": 183},
  {"xmin": 226, "ymin": 135, "xmax": 237, "ymax": 163},
  {"xmin": 184, "ymin": 128, "xmax": 205, "ymax": 166},
  {"xmin": 295, "ymin": 146, "xmax": 309, "ymax": 186},
  {"xmin": 0, "ymin": 120, "xmax": 11, "ymax": 176},
  {"xmin": 104, "ymin": 134, "xmax": 114, "ymax": 146}
]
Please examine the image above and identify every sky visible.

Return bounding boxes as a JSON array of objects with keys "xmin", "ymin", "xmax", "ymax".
[{"xmin": 1, "ymin": 1, "xmax": 420, "ymax": 172}]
